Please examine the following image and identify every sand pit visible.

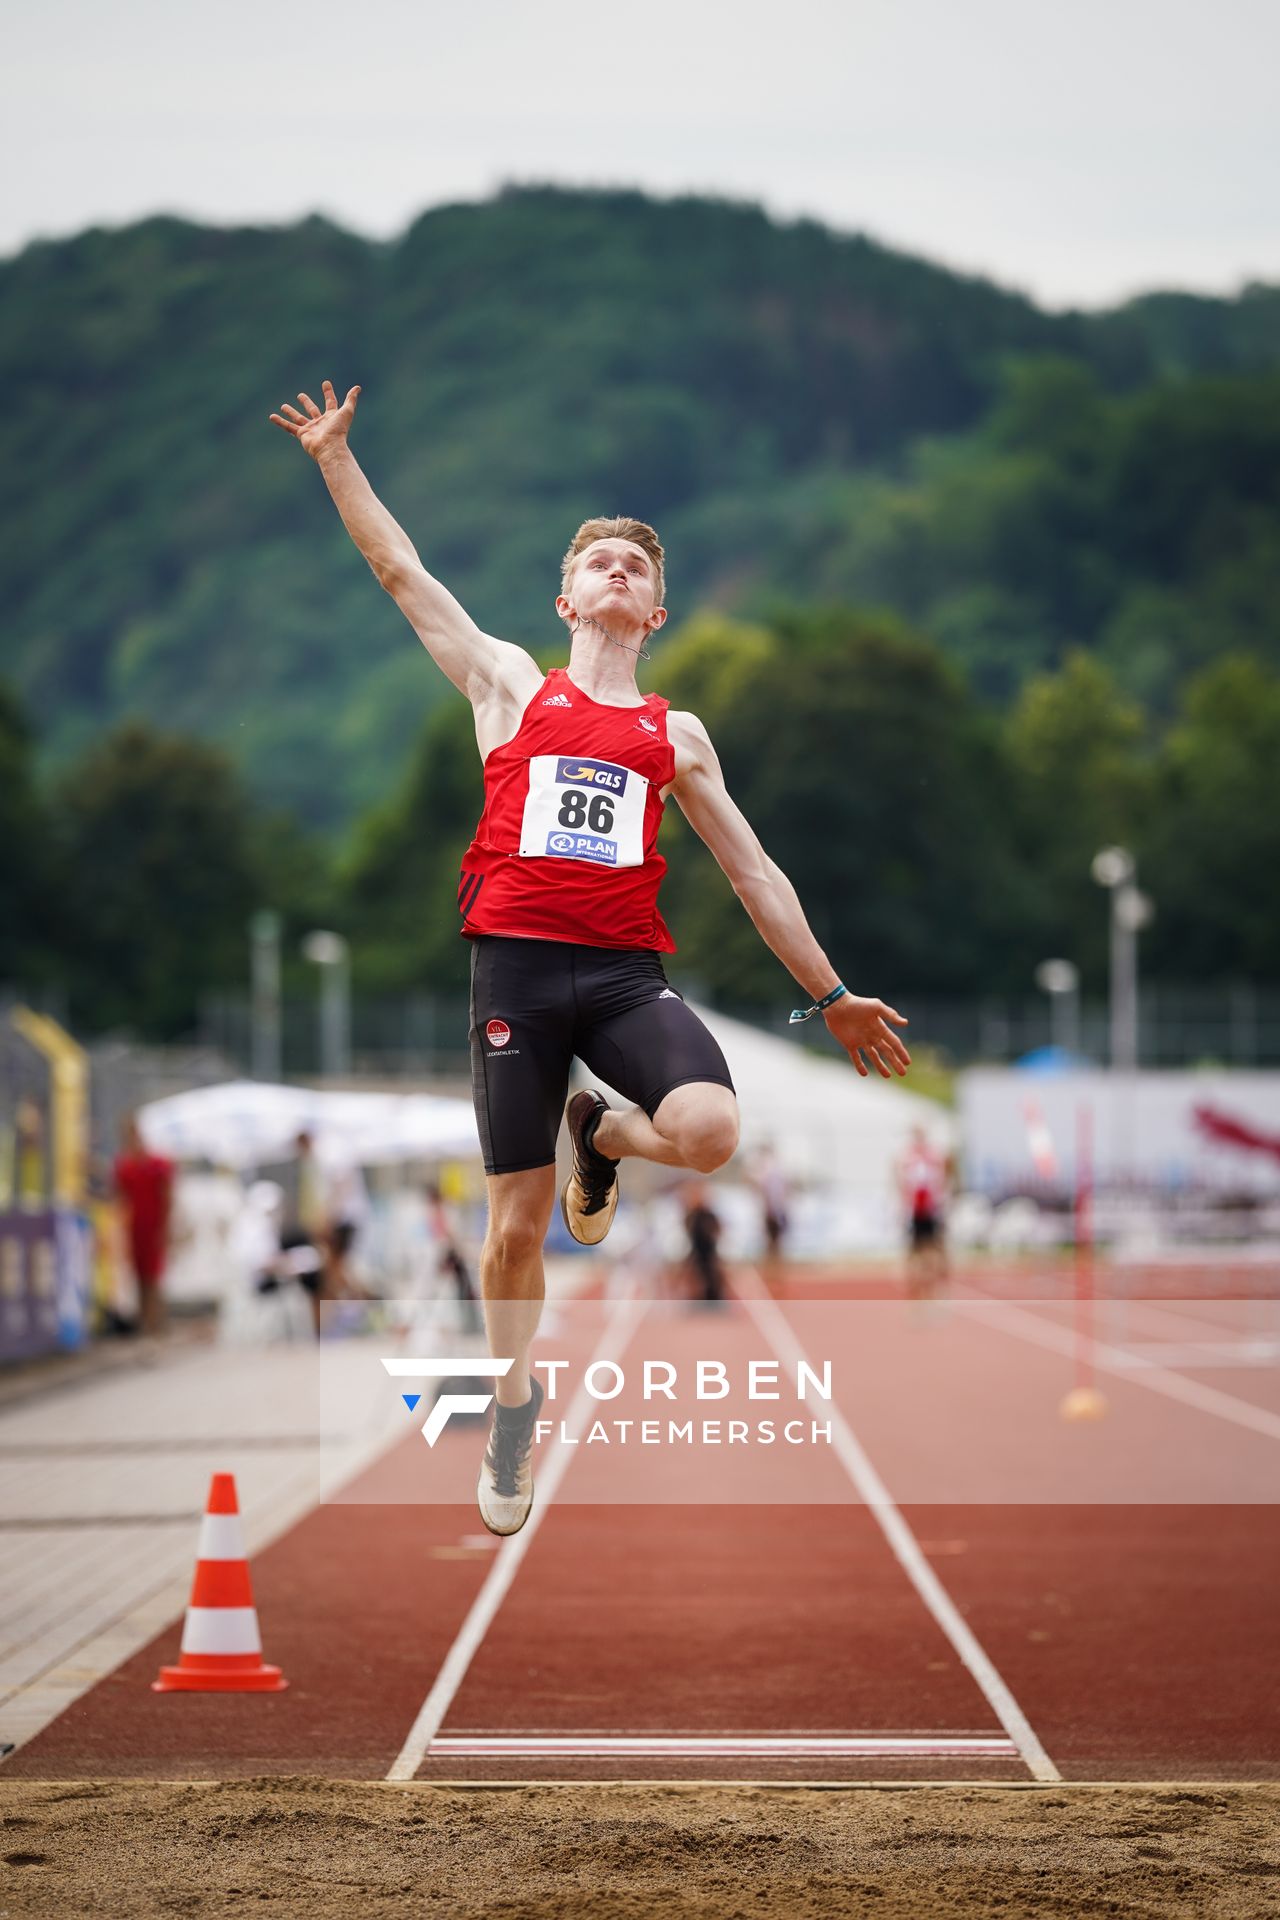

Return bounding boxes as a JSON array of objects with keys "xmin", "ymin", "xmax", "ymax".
[{"xmin": 1, "ymin": 1779, "xmax": 1277, "ymax": 1918}]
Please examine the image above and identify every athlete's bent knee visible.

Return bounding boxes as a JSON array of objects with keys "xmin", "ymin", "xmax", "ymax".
[
  {"xmin": 683, "ymin": 1110, "xmax": 740, "ymax": 1174},
  {"xmin": 652, "ymin": 1084, "xmax": 740, "ymax": 1174},
  {"xmin": 671, "ymin": 1105, "xmax": 740, "ymax": 1175},
  {"xmin": 485, "ymin": 1214, "xmax": 544, "ymax": 1269}
]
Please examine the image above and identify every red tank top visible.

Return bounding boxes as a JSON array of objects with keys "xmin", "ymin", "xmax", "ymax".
[{"xmin": 458, "ymin": 668, "xmax": 678, "ymax": 953}]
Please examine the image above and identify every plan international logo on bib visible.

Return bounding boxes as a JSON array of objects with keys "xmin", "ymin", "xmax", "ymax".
[{"xmin": 546, "ymin": 831, "xmax": 618, "ymax": 864}]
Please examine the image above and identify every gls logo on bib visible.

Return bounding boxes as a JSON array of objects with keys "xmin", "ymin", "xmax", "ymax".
[
  {"xmin": 519, "ymin": 754, "xmax": 648, "ymax": 868},
  {"xmin": 556, "ymin": 758, "xmax": 627, "ymax": 793}
]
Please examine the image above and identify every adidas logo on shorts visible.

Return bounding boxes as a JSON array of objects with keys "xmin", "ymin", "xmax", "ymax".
[
  {"xmin": 542, "ymin": 693, "xmax": 572, "ymax": 707},
  {"xmin": 659, "ymin": 988, "xmax": 680, "ymax": 1000}
]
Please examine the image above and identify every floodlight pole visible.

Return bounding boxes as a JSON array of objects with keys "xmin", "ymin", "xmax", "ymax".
[
  {"xmin": 249, "ymin": 909, "xmax": 282, "ymax": 1083},
  {"xmin": 301, "ymin": 931, "xmax": 351, "ymax": 1080},
  {"xmin": 1111, "ymin": 889, "xmax": 1137, "ymax": 1072},
  {"xmin": 1034, "ymin": 958, "xmax": 1080, "ymax": 1057},
  {"xmin": 1090, "ymin": 848, "xmax": 1152, "ymax": 1073}
]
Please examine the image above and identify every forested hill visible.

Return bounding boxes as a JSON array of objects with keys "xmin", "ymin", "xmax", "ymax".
[{"xmin": 4, "ymin": 185, "xmax": 1279, "ymax": 832}]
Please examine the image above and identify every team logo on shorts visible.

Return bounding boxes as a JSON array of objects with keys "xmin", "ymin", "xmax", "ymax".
[{"xmin": 486, "ymin": 1019, "xmax": 512, "ymax": 1048}]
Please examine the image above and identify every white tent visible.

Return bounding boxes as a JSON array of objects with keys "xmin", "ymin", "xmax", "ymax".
[
  {"xmin": 138, "ymin": 1009, "xmax": 950, "ymax": 1233},
  {"xmin": 579, "ymin": 1003, "xmax": 951, "ymax": 1216},
  {"xmin": 688, "ymin": 1005, "xmax": 953, "ymax": 1200},
  {"xmin": 137, "ymin": 1080, "xmax": 480, "ymax": 1172}
]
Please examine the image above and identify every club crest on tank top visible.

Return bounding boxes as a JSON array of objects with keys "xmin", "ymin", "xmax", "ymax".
[{"xmin": 457, "ymin": 669, "xmax": 678, "ymax": 953}]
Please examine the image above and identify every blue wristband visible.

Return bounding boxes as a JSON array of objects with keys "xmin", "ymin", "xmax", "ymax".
[{"xmin": 789, "ymin": 983, "xmax": 848, "ymax": 1025}]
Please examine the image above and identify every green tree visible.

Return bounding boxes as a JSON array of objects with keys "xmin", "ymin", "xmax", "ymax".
[
  {"xmin": 337, "ymin": 698, "xmax": 484, "ymax": 995},
  {"xmin": 1003, "ymin": 653, "xmax": 1151, "ymax": 989},
  {"xmin": 13, "ymin": 188, "xmax": 1278, "ymax": 837},
  {"xmin": 658, "ymin": 609, "xmax": 1020, "ymax": 1003},
  {"xmin": 53, "ymin": 723, "xmax": 267, "ymax": 1036},
  {"xmin": 0, "ymin": 679, "xmax": 66, "ymax": 988},
  {"xmin": 644, "ymin": 611, "xmax": 776, "ymax": 733},
  {"xmin": 1145, "ymin": 656, "xmax": 1280, "ymax": 981}
]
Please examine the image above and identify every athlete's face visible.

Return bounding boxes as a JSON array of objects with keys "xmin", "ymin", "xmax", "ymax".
[{"xmin": 557, "ymin": 539, "xmax": 666, "ymax": 641}]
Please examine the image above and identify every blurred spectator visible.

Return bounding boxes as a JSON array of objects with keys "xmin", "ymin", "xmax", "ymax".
[
  {"xmin": 234, "ymin": 1179, "xmax": 288, "ymax": 1295},
  {"xmin": 425, "ymin": 1181, "xmax": 482, "ymax": 1335},
  {"xmin": 226, "ymin": 1181, "xmax": 321, "ymax": 1343},
  {"xmin": 895, "ymin": 1126, "xmax": 950, "ymax": 1300},
  {"xmin": 276, "ymin": 1130, "xmax": 329, "ymax": 1333},
  {"xmin": 276, "ymin": 1134, "xmax": 378, "ymax": 1333},
  {"xmin": 683, "ymin": 1181, "xmax": 725, "ymax": 1303},
  {"xmin": 280, "ymin": 1129, "xmax": 328, "ymax": 1246},
  {"xmin": 750, "ymin": 1142, "xmax": 791, "ymax": 1273},
  {"xmin": 112, "ymin": 1112, "xmax": 175, "ymax": 1337},
  {"xmin": 324, "ymin": 1156, "xmax": 373, "ymax": 1302},
  {"xmin": 85, "ymin": 1154, "xmax": 132, "ymax": 1337}
]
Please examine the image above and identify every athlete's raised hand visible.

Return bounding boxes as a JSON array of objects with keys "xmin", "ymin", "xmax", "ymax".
[
  {"xmin": 824, "ymin": 993, "xmax": 911, "ymax": 1079},
  {"xmin": 269, "ymin": 379, "xmax": 360, "ymax": 461}
]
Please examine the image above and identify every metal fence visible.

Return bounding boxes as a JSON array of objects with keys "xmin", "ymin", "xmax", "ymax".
[
  {"xmin": 892, "ymin": 986, "xmax": 1280, "ymax": 1070},
  {"xmin": 194, "ymin": 981, "xmax": 1280, "ymax": 1078},
  {"xmin": 198, "ymin": 988, "xmax": 475, "ymax": 1080},
  {"xmin": 8, "ymin": 981, "xmax": 1280, "ymax": 1099}
]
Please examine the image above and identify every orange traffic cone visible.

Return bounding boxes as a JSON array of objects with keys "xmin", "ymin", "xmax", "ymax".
[{"xmin": 152, "ymin": 1472, "xmax": 288, "ymax": 1692}]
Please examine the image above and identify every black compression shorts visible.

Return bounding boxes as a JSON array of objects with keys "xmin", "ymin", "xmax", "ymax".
[
  {"xmin": 468, "ymin": 935, "xmax": 736, "ymax": 1176},
  {"xmin": 910, "ymin": 1211, "xmax": 941, "ymax": 1248}
]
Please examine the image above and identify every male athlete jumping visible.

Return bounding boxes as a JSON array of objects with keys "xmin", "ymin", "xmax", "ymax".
[{"xmin": 271, "ymin": 380, "xmax": 911, "ymax": 1535}]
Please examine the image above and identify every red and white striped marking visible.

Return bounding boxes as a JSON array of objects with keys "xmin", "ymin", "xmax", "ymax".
[
  {"xmin": 430, "ymin": 1734, "xmax": 1020, "ymax": 1759},
  {"xmin": 153, "ymin": 1469, "xmax": 286, "ymax": 1689},
  {"xmin": 178, "ymin": 1484, "xmax": 262, "ymax": 1661},
  {"xmin": 1023, "ymin": 1100, "xmax": 1058, "ymax": 1180}
]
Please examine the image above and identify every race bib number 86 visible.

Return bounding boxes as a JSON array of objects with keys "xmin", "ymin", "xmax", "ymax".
[{"xmin": 519, "ymin": 755, "xmax": 648, "ymax": 867}]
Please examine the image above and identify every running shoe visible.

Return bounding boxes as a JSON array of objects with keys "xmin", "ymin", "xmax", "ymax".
[
  {"xmin": 476, "ymin": 1375, "xmax": 545, "ymax": 1537},
  {"xmin": 560, "ymin": 1089, "xmax": 620, "ymax": 1246}
]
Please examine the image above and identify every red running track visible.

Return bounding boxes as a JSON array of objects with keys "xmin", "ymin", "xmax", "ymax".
[{"xmin": 6, "ymin": 1277, "xmax": 1278, "ymax": 1784}]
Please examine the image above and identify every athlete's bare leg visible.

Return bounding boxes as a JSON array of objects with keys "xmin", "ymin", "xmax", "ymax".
[
  {"xmin": 593, "ymin": 1083, "xmax": 739, "ymax": 1175},
  {"xmin": 480, "ymin": 1164, "xmax": 556, "ymax": 1406},
  {"xmin": 138, "ymin": 1283, "xmax": 166, "ymax": 1339},
  {"xmin": 905, "ymin": 1237, "xmax": 947, "ymax": 1302}
]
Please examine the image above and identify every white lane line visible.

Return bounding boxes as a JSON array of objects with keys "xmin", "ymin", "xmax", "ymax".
[
  {"xmin": 733, "ymin": 1270, "xmax": 1061, "ymax": 1785},
  {"xmin": 1102, "ymin": 1341, "xmax": 1280, "ymax": 1370},
  {"xmin": 973, "ymin": 1301, "xmax": 1280, "ymax": 1443},
  {"xmin": 381, "ymin": 1358, "xmax": 515, "ymax": 1376},
  {"xmin": 432, "ymin": 1734, "xmax": 1019, "ymax": 1758},
  {"xmin": 1099, "ymin": 1296, "xmax": 1278, "ymax": 1349},
  {"xmin": 385, "ymin": 1296, "xmax": 645, "ymax": 1783}
]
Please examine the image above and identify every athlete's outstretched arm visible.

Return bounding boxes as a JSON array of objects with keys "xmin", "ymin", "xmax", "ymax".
[
  {"xmin": 667, "ymin": 712, "xmax": 910, "ymax": 1079},
  {"xmin": 269, "ymin": 380, "xmax": 539, "ymax": 707}
]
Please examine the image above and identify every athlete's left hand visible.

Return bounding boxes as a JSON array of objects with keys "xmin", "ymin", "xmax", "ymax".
[{"xmin": 824, "ymin": 994, "xmax": 911, "ymax": 1079}]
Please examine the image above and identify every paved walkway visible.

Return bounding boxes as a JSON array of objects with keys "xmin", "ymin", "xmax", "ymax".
[
  {"xmin": 0, "ymin": 1256, "xmax": 601, "ymax": 1761},
  {"xmin": 0, "ymin": 1324, "xmax": 411, "ymax": 1756}
]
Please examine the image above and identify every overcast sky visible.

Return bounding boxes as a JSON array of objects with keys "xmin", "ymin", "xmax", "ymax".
[{"xmin": 4, "ymin": 0, "xmax": 1276, "ymax": 308}]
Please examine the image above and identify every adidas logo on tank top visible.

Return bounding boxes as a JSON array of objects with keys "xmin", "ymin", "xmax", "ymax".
[{"xmin": 542, "ymin": 693, "xmax": 572, "ymax": 707}]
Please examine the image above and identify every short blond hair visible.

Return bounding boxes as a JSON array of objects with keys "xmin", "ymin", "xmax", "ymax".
[{"xmin": 560, "ymin": 516, "xmax": 666, "ymax": 610}]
